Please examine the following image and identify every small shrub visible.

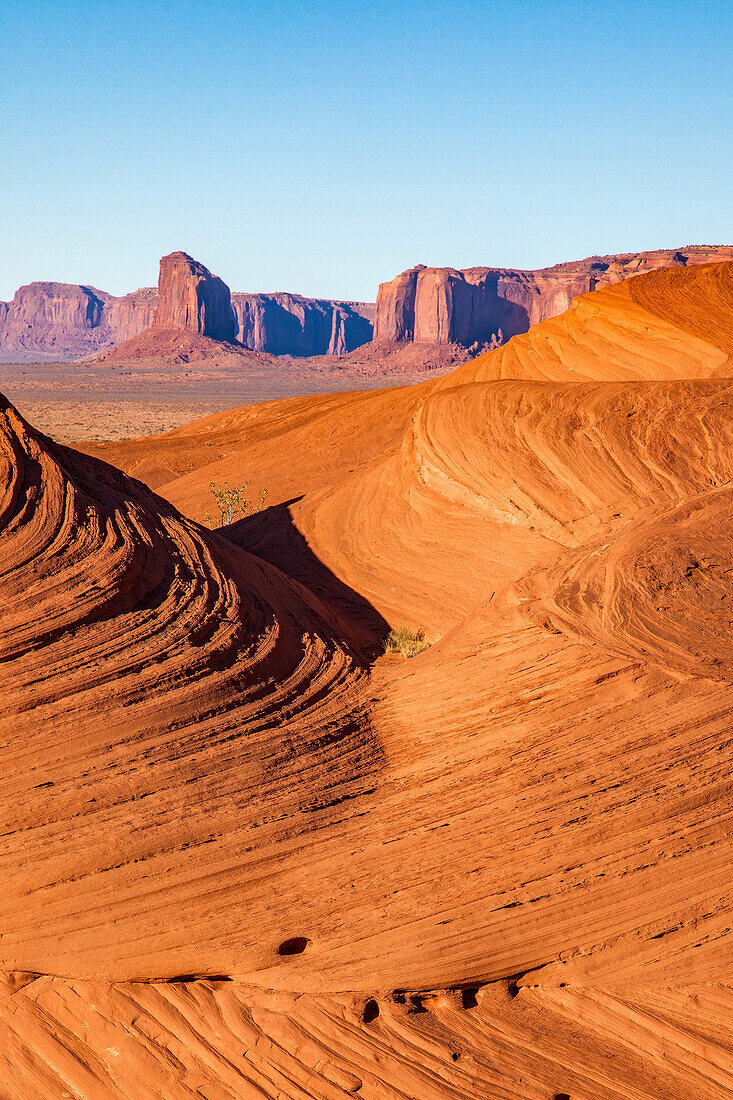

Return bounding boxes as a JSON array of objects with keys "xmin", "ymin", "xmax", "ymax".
[
  {"xmin": 383, "ymin": 626, "xmax": 431, "ymax": 658},
  {"xmin": 205, "ymin": 481, "xmax": 268, "ymax": 528}
]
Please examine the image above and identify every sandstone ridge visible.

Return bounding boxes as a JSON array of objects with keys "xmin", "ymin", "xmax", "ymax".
[{"xmin": 5, "ymin": 262, "xmax": 733, "ymax": 1096}]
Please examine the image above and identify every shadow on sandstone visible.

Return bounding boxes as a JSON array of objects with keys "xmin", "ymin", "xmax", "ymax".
[{"xmin": 225, "ymin": 498, "xmax": 390, "ymax": 660}]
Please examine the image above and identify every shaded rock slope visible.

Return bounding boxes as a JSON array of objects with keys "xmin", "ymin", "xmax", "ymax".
[{"xmin": 4, "ymin": 261, "xmax": 733, "ymax": 1096}]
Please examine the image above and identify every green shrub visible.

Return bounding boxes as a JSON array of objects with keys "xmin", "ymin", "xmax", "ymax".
[
  {"xmin": 383, "ymin": 626, "xmax": 431, "ymax": 658},
  {"xmin": 205, "ymin": 481, "xmax": 268, "ymax": 528}
]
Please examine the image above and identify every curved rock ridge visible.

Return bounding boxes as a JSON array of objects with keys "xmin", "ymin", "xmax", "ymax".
[
  {"xmin": 444, "ymin": 259, "xmax": 733, "ymax": 385},
  {"xmin": 8, "ymin": 260, "xmax": 733, "ymax": 1095},
  {"xmin": 0, "ymin": 392, "xmax": 373, "ymax": 980},
  {"xmin": 70, "ymin": 260, "xmax": 733, "ymax": 993},
  {"xmin": 373, "ymin": 244, "xmax": 733, "ymax": 347}
]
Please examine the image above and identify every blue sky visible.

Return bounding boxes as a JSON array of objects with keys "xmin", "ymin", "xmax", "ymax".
[{"xmin": 1, "ymin": 0, "xmax": 731, "ymax": 301}]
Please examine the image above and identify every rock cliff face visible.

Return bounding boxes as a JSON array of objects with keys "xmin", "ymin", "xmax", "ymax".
[
  {"xmin": 0, "ymin": 260, "xmax": 374, "ymax": 361},
  {"xmin": 0, "ymin": 283, "xmax": 157, "ymax": 361},
  {"xmin": 153, "ymin": 252, "xmax": 236, "ymax": 341},
  {"xmin": 106, "ymin": 288, "xmax": 158, "ymax": 344},
  {"xmin": 0, "ymin": 282, "xmax": 113, "ymax": 359},
  {"xmin": 231, "ymin": 293, "xmax": 373, "ymax": 356},
  {"xmin": 374, "ymin": 246, "xmax": 733, "ymax": 347},
  {"xmin": 5, "ymin": 245, "xmax": 732, "ymax": 362}
]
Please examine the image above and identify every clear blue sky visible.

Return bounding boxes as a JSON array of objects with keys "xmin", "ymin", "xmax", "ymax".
[{"xmin": 1, "ymin": 0, "xmax": 731, "ymax": 302}]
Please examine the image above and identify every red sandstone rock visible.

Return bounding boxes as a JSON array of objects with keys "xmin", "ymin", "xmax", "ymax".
[
  {"xmin": 4, "ymin": 245, "xmax": 732, "ymax": 364},
  {"xmin": 231, "ymin": 292, "xmax": 373, "ymax": 356},
  {"xmin": 373, "ymin": 245, "xmax": 733, "ymax": 346},
  {"xmin": 153, "ymin": 251, "xmax": 236, "ymax": 341},
  {"xmin": 0, "ymin": 282, "xmax": 112, "ymax": 359},
  {"xmin": 0, "ymin": 260, "xmax": 373, "ymax": 362},
  {"xmin": 0, "ymin": 283, "xmax": 156, "ymax": 361},
  {"xmin": 106, "ymin": 287, "xmax": 158, "ymax": 344}
]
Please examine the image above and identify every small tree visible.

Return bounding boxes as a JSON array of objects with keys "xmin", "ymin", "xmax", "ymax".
[{"xmin": 206, "ymin": 481, "xmax": 268, "ymax": 528}]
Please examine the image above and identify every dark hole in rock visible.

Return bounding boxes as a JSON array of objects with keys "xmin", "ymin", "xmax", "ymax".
[
  {"xmin": 451, "ymin": 1052, "xmax": 460, "ymax": 1062},
  {"xmin": 392, "ymin": 991, "xmax": 406, "ymax": 1004},
  {"xmin": 461, "ymin": 987, "xmax": 479, "ymax": 1009},
  {"xmin": 363, "ymin": 998, "xmax": 379, "ymax": 1023},
  {"xmin": 277, "ymin": 936, "xmax": 310, "ymax": 956},
  {"xmin": 554, "ymin": 1094, "xmax": 571, "ymax": 1100},
  {"xmin": 408, "ymin": 994, "xmax": 427, "ymax": 1014},
  {"xmin": 165, "ymin": 973, "xmax": 232, "ymax": 984}
]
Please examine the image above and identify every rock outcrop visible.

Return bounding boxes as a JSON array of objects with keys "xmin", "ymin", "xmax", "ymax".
[
  {"xmin": 153, "ymin": 251, "xmax": 236, "ymax": 341},
  {"xmin": 5, "ymin": 244, "xmax": 732, "ymax": 363},
  {"xmin": 106, "ymin": 287, "xmax": 158, "ymax": 344},
  {"xmin": 0, "ymin": 283, "xmax": 157, "ymax": 361},
  {"xmin": 8, "ymin": 262, "xmax": 733, "ymax": 1097},
  {"xmin": 231, "ymin": 292, "xmax": 373, "ymax": 356},
  {"xmin": 0, "ymin": 282, "xmax": 113, "ymax": 359},
  {"xmin": 374, "ymin": 245, "xmax": 733, "ymax": 347},
  {"xmin": 0, "ymin": 262, "xmax": 374, "ymax": 361}
]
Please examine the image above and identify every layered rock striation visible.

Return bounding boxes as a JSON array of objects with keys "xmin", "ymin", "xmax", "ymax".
[
  {"xmin": 374, "ymin": 245, "xmax": 733, "ymax": 347},
  {"xmin": 7, "ymin": 261, "xmax": 733, "ymax": 1097}
]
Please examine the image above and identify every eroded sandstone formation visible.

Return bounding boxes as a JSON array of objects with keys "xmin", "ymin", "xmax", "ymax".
[
  {"xmin": 374, "ymin": 245, "xmax": 733, "ymax": 347},
  {"xmin": 231, "ymin": 292, "xmax": 373, "ymax": 356},
  {"xmin": 106, "ymin": 287, "xmax": 158, "ymax": 344},
  {"xmin": 7, "ymin": 262, "xmax": 730, "ymax": 1096},
  {"xmin": 0, "ymin": 265, "xmax": 374, "ymax": 361},
  {"xmin": 0, "ymin": 282, "xmax": 112, "ymax": 359},
  {"xmin": 4, "ymin": 244, "xmax": 732, "ymax": 364},
  {"xmin": 153, "ymin": 251, "xmax": 236, "ymax": 341},
  {"xmin": 0, "ymin": 283, "xmax": 158, "ymax": 361}
]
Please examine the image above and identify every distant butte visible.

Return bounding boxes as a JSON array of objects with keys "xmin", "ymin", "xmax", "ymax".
[
  {"xmin": 2, "ymin": 244, "xmax": 732, "ymax": 365},
  {"xmin": 153, "ymin": 251, "xmax": 237, "ymax": 342},
  {"xmin": 373, "ymin": 244, "xmax": 733, "ymax": 348},
  {"xmin": 0, "ymin": 253, "xmax": 375, "ymax": 362}
]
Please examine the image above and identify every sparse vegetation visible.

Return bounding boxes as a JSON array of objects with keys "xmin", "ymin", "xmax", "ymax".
[
  {"xmin": 467, "ymin": 329, "xmax": 504, "ymax": 356},
  {"xmin": 205, "ymin": 481, "xmax": 268, "ymax": 528},
  {"xmin": 383, "ymin": 626, "xmax": 432, "ymax": 658}
]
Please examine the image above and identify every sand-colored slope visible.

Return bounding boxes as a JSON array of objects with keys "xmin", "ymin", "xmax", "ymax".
[
  {"xmin": 4, "ymin": 974, "xmax": 733, "ymax": 1099},
  {"xmin": 5, "ymin": 261, "xmax": 733, "ymax": 1095},
  {"xmin": 629, "ymin": 260, "xmax": 733, "ymax": 367}
]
